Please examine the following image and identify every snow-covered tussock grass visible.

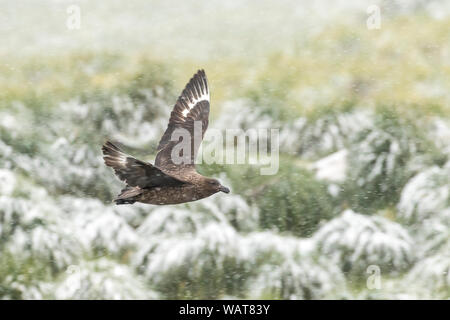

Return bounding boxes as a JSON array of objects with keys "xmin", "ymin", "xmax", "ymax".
[
  {"xmin": 187, "ymin": 192, "xmax": 259, "ymax": 232},
  {"xmin": 346, "ymin": 111, "xmax": 432, "ymax": 209},
  {"xmin": 5, "ymin": 225, "xmax": 81, "ymax": 272},
  {"xmin": 397, "ymin": 164, "xmax": 450, "ymax": 258},
  {"xmin": 250, "ymin": 257, "xmax": 347, "ymax": 300},
  {"xmin": 59, "ymin": 197, "xmax": 138, "ymax": 256},
  {"xmin": 52, "ymin": 259, "xmax": 156, "ymax": 300},
  {"xmin": 240, "ymin": 232, "xmax": 315, "ymax": 263},
  {"xmin": 214, "ymin": 99, "xmax": 276, "ymax": 131},
  {"xmin": 280, "ymin": 109, "xmax": 373, "ymax": 159},
  {"xmin": 137, "ymin": 193, "xmax": 258, "ymax": 238},
  {"xmin": 58, "ymin": 92, "xmax": 169, "ymax": 149},
  {"xmin": 214, "ymin": 101, "xmax": 373, "ymax": 160},
  {"xmin": 350, "ymin": 125, "xmax": 416, "ymax": 189},
  {"xmin": 0, "ymin": 169, "xmax": 16, "ymax": 196},
  {"xmin": 134, "ymin": 223, "xmax": 243, "ymax": 282},
  {"xmin": 0, "ymin": 140, "xmax": 13, "ymax": 166},
  {"xmin": 134, "ymin": 216, "xmax": 344, "ymax": 299},
  {"xmin": 427, "ymin": 118, "xmax": 450, "ymax": 156},
  {"xmin": 133, "ymin": 223, "xmax": 249, "ymax": 298},
  {"xmin": 21, "ymin": 137, "xmax": 115, "ymax": 198},
  {"xmin": 413, "ymin": 214, "xmax": 450, "ymax": 258},
  {"xmin": 242, "ymin": 233, "xmax": 346, "ymax": 299},
  {"xmin": 137, "ymin": 206, "xmax": 209, "ymax": 237},
  {"xmin": 404, "ymin": 242, "xmax": 450, "ymax": 299},
  {"xmin": 0, "ymin": 185, "xmax": 82, "ymax": 272},
  {"xmin": 314, "ymin": 210, "xmax": 414, "ymax": 275},
  {"xmin": 2, "ymin": 281, "xmax": 54, "ymax": 300},
  {"xmin": 0, "ymin": 178, "xmax": 62, "ymax": 241},
  {"xmin": 398, "ymin": 164, "xmax": 450, "ymax": 224},
  {"xmin": 0, "ymin": 197, "xmax": 35, "ymax": 239}
]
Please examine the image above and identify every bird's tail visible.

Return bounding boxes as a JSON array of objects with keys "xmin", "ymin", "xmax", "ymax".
[
  {"xmin": 115, "ymin": 198, "xmax": 136, "ymax": 205},
  {"xmin": 114, "ymin": 185, "xmax": 141, "ymax": 205}
]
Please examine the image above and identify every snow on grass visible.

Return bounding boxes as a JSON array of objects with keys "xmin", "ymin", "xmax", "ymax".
[
  {"xmin": 52, "ymin": 259, "xmax": 156, "ymax": 300},
  {"xmin": 314, "ymin": 210, "xmax": 414, "ymax": 276}
]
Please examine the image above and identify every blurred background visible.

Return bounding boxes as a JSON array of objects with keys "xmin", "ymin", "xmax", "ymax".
[{"xmin": 0, "ymin": 0, "xmax": 449, "ymax": 299}]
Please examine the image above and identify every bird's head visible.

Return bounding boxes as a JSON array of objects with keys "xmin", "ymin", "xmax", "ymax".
[{"xmin": 205, "ymin": 178, "xmax": 230, "ymax": 194}]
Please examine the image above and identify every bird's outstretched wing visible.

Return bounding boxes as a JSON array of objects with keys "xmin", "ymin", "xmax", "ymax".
[
  {"xmin": 155, "ymin": 69, "xmax": 210, "ymax": 172},
  {"xmin": 102, "ymin": 141, "xmax": 184, "ymax": 188}
]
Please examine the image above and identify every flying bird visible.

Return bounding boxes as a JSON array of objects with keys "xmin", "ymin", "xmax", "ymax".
[{"xmin": 102, "ymin": 70, "xmax": 230, "ymax": 205}]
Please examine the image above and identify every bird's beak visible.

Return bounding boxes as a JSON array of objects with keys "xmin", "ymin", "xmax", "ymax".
[{"xmin": 220, "ymin": 186, "xmax": 230, "ymax": 194}]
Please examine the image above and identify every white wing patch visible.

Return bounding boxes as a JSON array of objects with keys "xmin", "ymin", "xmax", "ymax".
[
  {"xmin": 102, "ymin": 141, "xmax": 129, "ymax": 170},
  {"xmin": 108, "ymin": 152, "xmax": 127, "ymax": 166},
  {"xmin": 180, "ymin": 71, "xmax": 209, "ymax": 119}
]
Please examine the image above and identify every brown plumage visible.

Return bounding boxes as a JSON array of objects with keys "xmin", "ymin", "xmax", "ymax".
[{"xmin": 102, "ymin": 70, "xmax": 230, "ymax": 205}]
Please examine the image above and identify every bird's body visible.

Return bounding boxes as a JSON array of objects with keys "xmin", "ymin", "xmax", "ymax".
[
  {"xmin": 102, "ymin": 70, "xmax": 229, "ymax": 205},
  {"xmin": 133, "ymin": 183, "xmax": 214, "ymax": 205},
  {"xmin": 112, "ymin": 171, "xmax": 223, "ymax": 205}
]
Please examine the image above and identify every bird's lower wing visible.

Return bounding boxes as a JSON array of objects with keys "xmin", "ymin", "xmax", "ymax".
[{"xmin": 102, "ymin": 141, "xmax": 185, "ymax": 188}]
